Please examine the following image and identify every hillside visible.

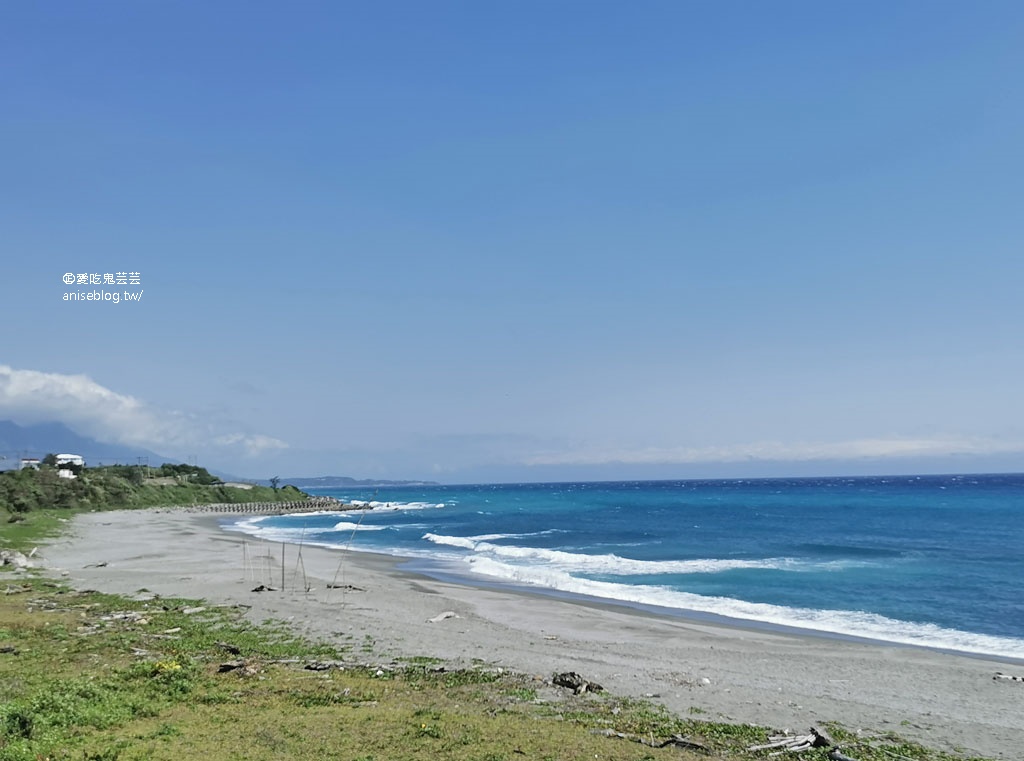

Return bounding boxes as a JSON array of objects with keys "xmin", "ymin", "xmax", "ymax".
[{"xmin": 0, "ymin": 462, "xmax": 308, "ymax": 518}]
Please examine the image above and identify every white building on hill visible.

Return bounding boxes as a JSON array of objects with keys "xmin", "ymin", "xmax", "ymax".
[{"xmin": 56, "ymin": 453, "xmax": 85, "ymax": 479}]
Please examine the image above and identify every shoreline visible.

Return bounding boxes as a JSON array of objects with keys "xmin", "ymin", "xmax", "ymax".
[
  {"xmin": 394, "ymin": 556, "xmax": 1024, "ymax": 666},
  {"xmin": 40, "ymin": 508, "xmax": 1024, "ymax": 760}
]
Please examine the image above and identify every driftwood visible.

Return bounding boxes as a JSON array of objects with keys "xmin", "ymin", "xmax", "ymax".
[
  {"xmin": 218, "ymin": 659, "xmax": 259, "ymax": 676},
  {"xmin": 304, "ymin": 659, "xmax": 351, "ymax": 671},
  {"xmin": 1, "ymin": 550, "xmax": 33, "ymax": 569},
  {"xmin": 993, "ymin": 671, "xmax": 1024, "ymax": 682},
  {"xmin": 427, "ymin": 611, "xmax": 459, "ymax": 623},
  {"xmin": 552, "ymin": 672, "xmax": 604, "ymax": 694},
  {"xmin": 749, "ymin": 727, "xmax": 857, "ymax": 760}
]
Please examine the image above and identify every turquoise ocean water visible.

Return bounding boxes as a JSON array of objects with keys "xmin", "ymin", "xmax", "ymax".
[{"xmin": 227, "ymin": 474, "xmax": 1024, "ymax": 660}]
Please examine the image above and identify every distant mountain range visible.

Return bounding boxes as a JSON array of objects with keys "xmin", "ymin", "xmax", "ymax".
[
  {"xmin": 272, "ymin": 475, "xmax": 440, "ymax": 488},
  {"xmin": 0, "ymin": 420, "xmax": 171, "ymax": 468}
]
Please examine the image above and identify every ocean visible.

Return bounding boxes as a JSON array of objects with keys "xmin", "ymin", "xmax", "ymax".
[{"xmin": 226, "ymin": 473, "xmax": 1024, "ymax": 660}]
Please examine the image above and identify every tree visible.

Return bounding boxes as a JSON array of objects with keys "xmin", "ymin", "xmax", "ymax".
[
  {"xmin": 269, "ymin": 476, "xmax": 280, "ymax": 491},
  {"xmin": 42, "ymin": 453, "xmax": 58, "ymax": 467}
]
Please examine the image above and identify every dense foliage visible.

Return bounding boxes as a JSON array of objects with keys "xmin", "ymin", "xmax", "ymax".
[{"xmin": 0, "ymin": 464, "xmax": 306, "ymax": 516}]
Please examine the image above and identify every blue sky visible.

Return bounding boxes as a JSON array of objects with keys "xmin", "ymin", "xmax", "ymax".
[{"xmin": 2, "ymin": 2, "xmax": 1023, "ymax": 482}]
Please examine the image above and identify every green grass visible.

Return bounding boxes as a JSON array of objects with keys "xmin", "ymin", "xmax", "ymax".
[
  {"xmin": 0, "ymin": 509, "xmax": 76, "ymax": 551},
  {"xmin": 0, "ymin": 575, "xmax": 995, "ymax": 761}
]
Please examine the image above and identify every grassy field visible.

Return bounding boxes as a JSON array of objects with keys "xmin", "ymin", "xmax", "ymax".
[{"xmin": 0, "ymin": 518, "xmax": 995, "ymax": 761}]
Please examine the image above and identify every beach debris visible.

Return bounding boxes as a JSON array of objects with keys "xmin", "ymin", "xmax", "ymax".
[
  {"xmin": 217, "ymin": 641, "xmax": 242, "ymax": 655},
  {"xmin": 251, "ymin": 584, "xmax": 276, "ymax": 592},
  {"xmin": 553, "ymin": 671, "xmax": 604, "ymax": 695},
  {"xmin": 748, "ymin": 726, "xmax": 832, "ymax": 752},
  {"xmin": 83, "ymin": 561, "xmax": 108, "ymax": 568},
  {"xmin": 304, "ymin": 660, "xmax": 349, "ymax": 672},
  {"xmin": 4, "ymin": 584, "xmax": 30, "ymax": 595},
  {"xmin": 100, "ymin": 611, "xmax": 148, "ymax": 624},
  {"xmin": 994, "ymin": 671, "xmax": 1024, "ymax": 682},
  {"xmin": 217, "ymin": 659, "xmax": 258, "ymax": 676},
  {"xmin": 748, "ymin": 727, "xmax": 858, "ymax": 759},
  {"xmin": 0, "ymin": 645, "xmax": 20, "ymax": 655},
  {"xmin": 1, "ymin": 549, "xmax": 33, "ymax": 569},
  {"xmin": 595, "ymin": 728, "xmax": 710, "ymax": 752},
  {"xmin": 427, "ymin": 611, "xmax": 459, "ymax": 623},
  {"xmin": 326, "ymin": 583, "xmax": 365, "ymax": 591},
  {"xmin": 181, "ymin": 606, "xmax": 206, "ymax": 615}
]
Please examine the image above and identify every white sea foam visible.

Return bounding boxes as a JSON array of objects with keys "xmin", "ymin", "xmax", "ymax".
[
  {"xmin": 345, "ymin": 500, "xmax": 444, "ymax": 511},
  {"xmin": 331, "ymin": 521, "xmax": 385, "ymax": 532},
  {"xmin": 463, "ymin": 530, "xmax": 564, "ymax": 542},
  {"xmin": 225, "ymin": 516, "xmax": 316, "ymax": 543},
  {"xmin": 464, "ymin": 557, "xmax": 1024, "ymax": 659},
  {"xmin": 427, "ymin": 534, "xmax": 478, "ymax": 550},
  {"xmin": 423, "ymin": 533, "xmax": 800, "ymax": 575}
]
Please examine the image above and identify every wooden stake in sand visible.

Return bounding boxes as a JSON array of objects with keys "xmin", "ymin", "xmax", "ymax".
[
  {"xmin": 328, "ymin": 506, "xmax": 369, "ymax": 605},
  {"xmin": 292, "ymin": 524, "xmax": 310, "ymax": 594}
]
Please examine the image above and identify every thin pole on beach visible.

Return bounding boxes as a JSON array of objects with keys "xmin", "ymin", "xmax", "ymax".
[
  {"xmin": 328, "ymin": 503, "xmax": 369, "ymax": 605},
  {"xmin": 281, "ymin": 541, "xmax": 285, "ymax": 592},
  {"xmin": 293, "ymin": 524, "xmax": 310, "ymax": 594},
  {"xmin": 242, "ymin": 541, "xmax": 250, "ymax": 583}
]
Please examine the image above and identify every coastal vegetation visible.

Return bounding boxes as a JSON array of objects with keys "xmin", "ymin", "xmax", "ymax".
[{"xmin": 0, "ymin": 462, "xmax": 307, "ymax": 521}]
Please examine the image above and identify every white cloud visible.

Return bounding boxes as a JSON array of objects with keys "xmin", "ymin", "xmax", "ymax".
[
  {"xmin": 212, "ymin": 433, "xmax": 290, "ymax": 457},
  {"xmin": 0, "ymin": 364, "xmax": 288, "ymax": 458},
  {"xmin": 522, "ymin": 436, "xmax": 1024, "ymax": 467}
]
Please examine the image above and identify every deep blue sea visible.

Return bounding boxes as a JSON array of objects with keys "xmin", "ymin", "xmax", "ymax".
[{"xmin": 227, "ymin": 474, "xmax": 1024, "ymax": 660}]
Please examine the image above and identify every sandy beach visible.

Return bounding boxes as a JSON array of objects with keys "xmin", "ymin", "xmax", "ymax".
[{"xmin": 38, "ymin": 509, "xmax": 1024, "ymax": 760}]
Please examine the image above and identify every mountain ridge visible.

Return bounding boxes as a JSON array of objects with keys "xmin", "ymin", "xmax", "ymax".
[
  {"xmin": 0, "ymin": 420, "xmax": 171, "ymax": 467},
  {"xmin": 272, "ymin": 475, "xmax": 441, "ymax": 488}
]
